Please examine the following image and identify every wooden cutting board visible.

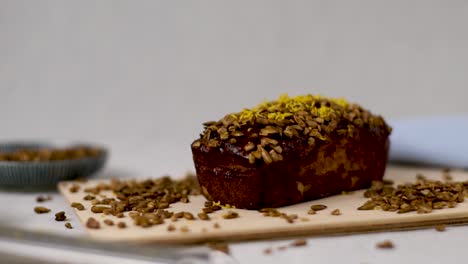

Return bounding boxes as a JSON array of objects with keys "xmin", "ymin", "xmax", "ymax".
[{"xmin": 58, "ymin": 166, "xmax": 468, "ymax": 244}]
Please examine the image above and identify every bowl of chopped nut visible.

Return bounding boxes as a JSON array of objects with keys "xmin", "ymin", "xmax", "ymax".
[{"xmin": 0, "ymin": 141, "xmax": 108, "ymax": 186}]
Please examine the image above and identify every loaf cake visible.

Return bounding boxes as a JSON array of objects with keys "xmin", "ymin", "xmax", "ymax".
[{"xmin": 191, "ymin": 94, "xmax": 391, "ymax": 209}]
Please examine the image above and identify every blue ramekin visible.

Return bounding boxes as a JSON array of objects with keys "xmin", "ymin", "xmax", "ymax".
[{"xmin": 0, "ymin": 142, "xmax": 108, "ymax": 186}]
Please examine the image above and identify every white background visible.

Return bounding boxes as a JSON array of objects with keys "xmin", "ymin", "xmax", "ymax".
[{"xmin": 1, "ymin": 1, "xmax": 468, "ymax": 263}]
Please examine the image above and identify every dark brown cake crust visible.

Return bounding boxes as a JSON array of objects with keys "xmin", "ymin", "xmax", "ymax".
[{"xmin": 192, "ymin": 95, "xmax": 391, "ymax": 209}]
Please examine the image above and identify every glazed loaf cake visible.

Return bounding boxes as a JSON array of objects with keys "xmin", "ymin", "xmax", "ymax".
[{"xmin": 192, "ymin": 94, "xmax": 391, "ymax": 209}]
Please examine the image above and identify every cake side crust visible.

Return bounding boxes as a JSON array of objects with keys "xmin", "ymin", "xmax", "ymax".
[{"xmin": 192, "ymin": 127, "xmax": 389, "ymax": 209}]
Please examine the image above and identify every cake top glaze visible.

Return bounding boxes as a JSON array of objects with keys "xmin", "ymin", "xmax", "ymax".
[{"xmin": 193, "ymin": 94, "xmax": 391, "ymax": 164}]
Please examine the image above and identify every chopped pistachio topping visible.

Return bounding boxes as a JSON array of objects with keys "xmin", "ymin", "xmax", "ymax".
[{"xmin": 195, "ymin": 93, "xmax": 391, "ymax": 164}]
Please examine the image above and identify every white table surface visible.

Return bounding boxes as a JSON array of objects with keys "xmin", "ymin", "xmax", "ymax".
[
  {"xmin": 1, "ymin": 149, "xmax": 468, "ymax": 264},
  {"xmin": 2, "ymin": 114, "xmax": 468, "ymax": 264}
]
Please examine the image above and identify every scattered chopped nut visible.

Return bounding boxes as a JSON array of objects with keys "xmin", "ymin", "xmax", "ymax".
[
  {"xmin": 203, "ymin": 207, "xmax": 214, "ymax": 214},
  {"xmin": 261, "ymin": 208, "xmax": 282, "ymax": 217},
  {"xmin": 83, "ymin": 194, "xmax": 95, "ymax": 201},
  {"xmin": 116, "ymin": 212, "xmax": 124, "ymax": 218},
  {"xmin": 263, "ymin": 248, "xmax": 273, "ymax": 255},
  {"xmin": 180, "ymin": 226, "xmax": 190, "ymax": 233},
  {"xmin": 376, "ymin": 240, "xmax": 394, "ymax": 249},
  {"xmin": 55, "ymin": 211, "xmax": 66, "ymax": 221},
  {"xmin": 71, "ymin": 202, "xmax": 85, "ymax": 211},
  {"xmin": 211, "ymin": 205, "xmax": 222, "ymax": 211},
  {"xmin": 103, "ymin": 219, "xmax": 114, "ymax": 226},
  {"xmin": 183, "ymin": 212, "xmax": 195, "ymax": 220},
  {"xmin": 86, "ymin": 217, "xmax": 100, "ymax": 229},
  {"xmin": 167, "ymin": 224, "xmax": 176, "ymax": 232},
  {"xmin": 359, "ymin": 176, "xmax": 468, "ymax": 214},
  {"xmin": 65, "ymin": 222, "xmax": 73, "ymax": 229},
  {"xmin": 357, "ymin": 201, "xmax": 376, "ymax": 210},
  {"xmin": 213, "ymin": 222, "xmax": 220, "ymax": 229},
  {"xmin": 171, "ymin": 212, "xmax": 184, "ymax": 222},
  {"xmin": 91, "ymin": 206, "xmax": 108, "ymax": 213},
  {"xmin": 34, "ymin": 206, "xmax": 50, "ymax": 214},
  {"xmin": 222, "ymin": 211, "xmax": 239, "ymax": 219},
  {"xmin": 310, "ymin": 204, "xmax": 327, "ymax": 211},
  {"xmin": 291, "ymin": 239, "xmax": 307, "ymax": 247},
  {"xmin": 207, "ymin": 242, "xmax": 230, "ymax": 255},
  {"xmin": 128, "ymin": 212, "xmax": 140, "ymax": 218},
  {"xmin": 197, "ymin": 212, "xmax": 210, "ymax": 220},
  {"xmin": 69, "ymin": 185, "xmax": 80, "ymax": 193},
  {"xmin": 117, "ymin": 222, "xmax": 126, "ymax": 229},
  {"xmin": 277, "ymin": 246, "xmax": 287, "ymax": 251},
  {"xmin": 79, "ymin": 174, "xmax": 200, "ymax": 228},
  {"xmin": 331, "ymin": 209, "xmax": 341, "ymax": 215},
  {"xmin": 435, "ymin": 225, "xmax": 446, "ymax": 232},
  {"xmin": 36, "ymin": 195, "xmax": 52, "ymax": 203},
  {"xmin": 280, "ymin": 213, "xmax": 298, "ymax": 224}
]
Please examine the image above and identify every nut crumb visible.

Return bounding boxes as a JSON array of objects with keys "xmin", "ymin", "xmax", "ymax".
[
  {"xmin": 207, "ymin": 242, "xmax": 230, "ymax": 255},
  {"xmin": 103, "ymin": 219, "xmax": 114, "ymax": 226},
  {"xmin": 69, "ymin": 185, "xmax": 80, "ymax": 193},
  {"xmin": 65, "ymin": 223, "xmax": 73, "ymax": 229},
  {"xmin": 307, "ymin": 209, "xmax": 316, "ymax": 215},
  {"xmin": 86, "ymin": 217, "xmax": 100, "ymax": 229},
  {"xmin": 167, "ymin": 224, "xmax": 176, "ymax": 232},
  {"xmin": 180, "ymin": 226, "xmax": 190, "ymax": 233},
  {"xmin": 55, "ymin": 211, "xmax": 66, "ymax": 221},
  {"xmin": 376, "ymin": 240, "xmax": 394, "ymax": 249},
  {"xmin": 83, "ymin": 194, "xmax": 95, "ymax": 201},
  {"xmin": 277, "ymin": 246, "xmax": 287, "ymax": 251},
  {"xmin": 36, "ymin": 195, "xmax": 52, "ymax": 203},
  {"xmin": 66, "ymin": 174, "xmax": 200, "ymax": 229},
  {"xmin": 197, "ymin": 212, "xmax": 210, "ymax": 220},
  {"xmin": 263, "ymin": 248, "xmax": 273, "ymax": 255},
  {"xmin": 71, "ymin": 202, "xmax": 85, "ymax": 211},
  {"xmin": 117, "ymin": 222, "xmax": 126, "ymax": 229},
  {"xmin": 331, "ymin": 209, "xmax": 341, "ymax": 215},
  {"xmin": 280, "ymin": 213, "xmax": 297, "ymax": 224},
  {"xmin": 91, "ymin": 206, "xmax": 108, "ymax": 213},
  {"xmin": 310, "ymin": 204, "xmax": 327, "ymax": 211},
  {"xmin": 183, "ymin": 212, "xmax": 195, "ymax": 220},
  {"xmin": 222, "ymin": 211, "xmax": 239, "ymax": 219},
  {"xmin": 34, "ymin": 206, "xmax": 50, "ymax": 214},
  {"xmin": 291, "ymin": 239, "xmax": 307, "ymax": 247},
  {"xmin": 213, "ymin": 222, "xmax": 220, "ymax": 229},
  {"xmin": 116, "ymin": 212, "xmax": 124, "ymax": 218},
  {"xmin": 435, "ymin": 225, "xmax": 446, "ymax": 232}
]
